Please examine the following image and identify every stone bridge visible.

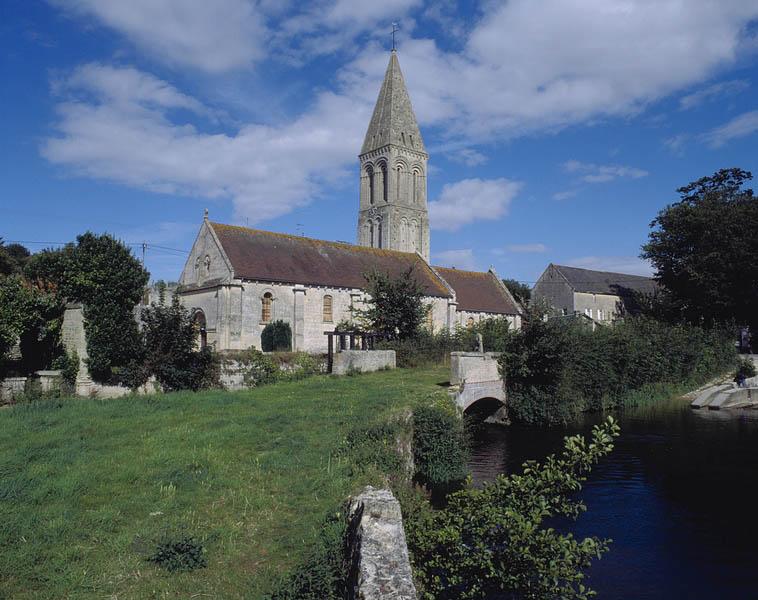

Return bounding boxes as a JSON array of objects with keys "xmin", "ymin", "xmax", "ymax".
[{"xmin": 448, "ymin": 351, "xmax": 506, "ymax": 416}]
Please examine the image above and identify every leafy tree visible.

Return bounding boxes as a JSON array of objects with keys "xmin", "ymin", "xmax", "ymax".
[
  {"xmin": 0, "ymin": 240, "xmax": 31, "ymax": 276},
  {"xmin": 137, "ymin": 292, "xmax": 219, "ymax": 392},
  {"xmin": 0, "ymin": 275, "xmax": 63, "ymax": 374},
  {"xmin": 407, "ymin": 417, "xmax": 620, "ymax": 600},
  {"xmin": 25, "ymin": 233, "xmax": 149, "ymax": 384},
  {"xmin": 641, "ymin": 168, "xmax": 758, "ymax": 332},
  {"xmin": 360, "ymin": 267, "xmax": 428, "ymax": 340},
  {"xmin": 502, "ymin": 277, "xmax": 531, "ymax": 307}
]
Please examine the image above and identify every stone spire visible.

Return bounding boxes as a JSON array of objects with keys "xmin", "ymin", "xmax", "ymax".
[
  {"xmin": 361, "ymin": 50, "xmax": 426, "ymax": 156},
  {"xmin": 357, "ymin": 51, "xmax": 430, "ymax": 261}
]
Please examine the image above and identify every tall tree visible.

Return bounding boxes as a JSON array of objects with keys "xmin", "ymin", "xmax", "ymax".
[
  {"xmin": 502, "ymin": 278, "xmax": 531, "ymax": 307},
  {"xmin": 25, "ymin": 233, "xmax": 149, "ymax": 384},
  {"xmin": 360, "ymin": 267, "xmax": 428, "ymax": 340},
  {"xmin": 641, "ymin": 168, "xmax": 758, "ymax": 331}
]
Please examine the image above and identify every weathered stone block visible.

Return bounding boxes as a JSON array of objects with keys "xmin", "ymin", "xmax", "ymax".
[
  {"xmin": 347, "ymin": 486, "xmax": 417, "ymax": 600},
  {"xmin": 333, "ymin": 350, "xmax": 396, "ymax": 376},
  {"xmin": 450, "ymin": 351, "xmax": 501, "ymax": 385}
]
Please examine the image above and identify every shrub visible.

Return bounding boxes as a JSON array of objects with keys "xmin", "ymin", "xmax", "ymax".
[
  {"xmin": 147, "ymin": 532, "xmax": 207, "ymax": 573},
  {"xmin": 735, "ymin": 357, "xmax": 757, "ymax": 381},
  {"xmin": 412, "ymin": 404, "xmax": 468, "ymax": 495},
  {"xmin": 261, "ymin": 320, "xmax": 292, "ymax": 352},
  {"xmin": 239, "ymin": 347, "xmax": 280, "ymax": 386},
  {"xmin": 51, "ymin": 350, "xmax": 79, "ymax": 392}
]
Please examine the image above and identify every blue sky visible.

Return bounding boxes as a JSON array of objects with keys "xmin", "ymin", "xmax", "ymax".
[{"xmin": 2, "ymin": 0, "xmax": 758, "ymax": 284}]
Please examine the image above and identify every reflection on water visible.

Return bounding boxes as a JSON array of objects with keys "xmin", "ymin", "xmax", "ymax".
[{"xmin": 469, "ymin": 398, "xmax": 758, "ymax": 599}]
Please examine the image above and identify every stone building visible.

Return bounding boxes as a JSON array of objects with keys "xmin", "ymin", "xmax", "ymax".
[
  {"xmin": 177, "ymin": 50, "xmax": 522, "ymax": 352},
  {"xmin": 532, "ymin": 263, "xmax": 657, "ymax": 323}
]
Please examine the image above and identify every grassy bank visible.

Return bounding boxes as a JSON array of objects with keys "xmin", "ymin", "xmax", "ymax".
[{"xmin": 0, "ymin": 366, "xmax": 448, "ymax": 599}]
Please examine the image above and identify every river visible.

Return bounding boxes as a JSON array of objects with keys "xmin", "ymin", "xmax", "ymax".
[{"xmin": 469, "ymin": 397, "xmax": 758, "ymax": 599}]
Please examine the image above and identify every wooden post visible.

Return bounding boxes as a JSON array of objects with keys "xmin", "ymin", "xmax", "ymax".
[{"xmin": 327, "ymin": 333, "xmax": 334, "ymax": 374}]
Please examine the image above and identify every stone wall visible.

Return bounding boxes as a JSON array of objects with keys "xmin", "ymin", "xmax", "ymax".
[
  {"xmin": 333, "ymin": 350, "xmax": 396, "ymax": 376},
  {"xmin": 347, "ymin": 486, "xmax": 418, "ymax": 600},
  {"xmin": 0, "ymin": 377, "xmax": 27, "ymax": 404}
]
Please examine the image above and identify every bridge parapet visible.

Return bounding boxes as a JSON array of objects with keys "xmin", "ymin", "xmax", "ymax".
[{"xmin": 449, "ymin": 352, "xmax": 507, "ymax": 416}]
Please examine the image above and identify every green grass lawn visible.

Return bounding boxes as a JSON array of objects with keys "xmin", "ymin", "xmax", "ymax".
[{"xmin": 0, "ymin": 366, "xmax": 448, "ymax": 599}]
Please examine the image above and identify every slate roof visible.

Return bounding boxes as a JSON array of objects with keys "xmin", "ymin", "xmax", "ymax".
[
  {"xmin": 552, "ymin": 264, "xmax": 658, "ymax": 296},
  {"xmin": 434, "ymin": 267, "xmax": 520, "ymax": 315},
  {"xmin": 210, "ymin": 222, "xmax": 450, "ymax": 297},
  {"xmin": 361, "ymin": 51, "xmax": 426, "ymax": 155}
]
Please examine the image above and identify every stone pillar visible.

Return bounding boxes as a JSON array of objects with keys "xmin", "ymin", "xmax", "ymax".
[
  {"xmin": 293, "ymin": 285, "xmax": 306, "ymax": 351},
  {"xmin": 347, "ymin": 486, "xmax": 417, "ymax": 600},
  {"xmin": 447, "ymin": 300, "xmax": 458, "ymax": 330}
]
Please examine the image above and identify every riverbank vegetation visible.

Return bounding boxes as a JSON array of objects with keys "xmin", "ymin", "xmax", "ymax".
[{"xmin": 500, "ymin": 316, "xmax": 736, "ymax": 424}]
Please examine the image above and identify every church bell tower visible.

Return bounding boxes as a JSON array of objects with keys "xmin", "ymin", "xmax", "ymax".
[{"xmin": 357, "ymin": 50, "xmax": 430, "ymax": 260}]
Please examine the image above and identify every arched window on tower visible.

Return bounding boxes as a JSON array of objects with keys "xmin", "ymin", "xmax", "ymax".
[
  {"xmin": 396, "ymin": 164, "xmax": 403, "ymax": 202},
  {"xmin": 381, "ymin": 163, "xmax": 388, "ymax": 202},
  {"xmin": 369, "ymin": 221, "xmax": 375, "ymax": 247},
  {"xmin": 367, "ymin": 166, "xmax": 375, "ymax": 205},
  {"xmin": 322, "ymin": 295, "xmax": 333, "ymax": 322},
  {"xmin": 261, "ymin": 292, "xmax": 273, "ymax": 323},
  {"xmin": 412, "ymin": 170, "xmax": 419, "ymax": 204},
  {"xmin": 377, "ymin": 221, "xmax": 383, "ymax": 248}
]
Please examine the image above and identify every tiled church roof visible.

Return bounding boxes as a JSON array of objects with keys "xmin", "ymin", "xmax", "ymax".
[
  {"xmin": 210, "ymin": 222, "xmax": 450, "ymax": 297},
  {"xmin": 434, "ymin": 267, "xmax": 520, "ymax": 315}
]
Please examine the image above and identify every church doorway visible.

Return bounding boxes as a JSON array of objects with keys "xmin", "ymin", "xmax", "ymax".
[{"xmin": 192, "ymin": 310, "xmax": 208, "ymax": 350}]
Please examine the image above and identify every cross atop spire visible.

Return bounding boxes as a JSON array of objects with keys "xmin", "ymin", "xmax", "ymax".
[
  {"xmin": 391, "ymin": 22, "xmax": 399, "ymax": 51},
  {"xmin": 360, "ymin": 50, "xmax": 426, "ymax": 155}
]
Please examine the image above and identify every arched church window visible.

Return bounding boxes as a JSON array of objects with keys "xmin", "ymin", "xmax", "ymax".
[
  {"xmin": 323, "ymin": 295, "xmax": 333, "ymax": 322},
  {"xmin": 204, "ymin": 255, "xmax": 211, "ymax": 274},
  {"xmin": 369, "ymin": 221, "xmax": 375, "ymax": 247},
  {"xmin": 401, "ymin": 132, "xmax": 406, "ymax": 145},
  {"xmin": 261, "ymin": 292, "xmax": 273, "ymax": 323},
  {"xmin": 194, "ymin": 257, "xmax": 200, "ymax": 271},
  {"xmin": 409, "ymin": 134, "xmax": 414, "ymax": 148},
  {"xmin": 367, "ymin": 166, "xmax": 375, "ymax": 205},
  {"xmin": 192, "ymin": 310, "xmax": 207, "ymax": 350},
  {"xmin": 381, "ymin": 163, "xmax": 388, "ymax": 202},
  {"xmin": 377, "ymin": 221, "xmax": 383, "ymax": 248},
  {"xmin": 412, "ymin": 170, "xmax": 418, "ymax": 204},
  {"xmin": 396, "ymin": 164, "xmax": 403, "ymax": 201}
]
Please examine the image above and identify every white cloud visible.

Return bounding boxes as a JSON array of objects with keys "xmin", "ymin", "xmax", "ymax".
[
  {"xmin": 663, "ymin": 133, "xmax": 691, "ymax": 155},
  {"xmin": 679, "ymin": 79, "xmax": 749, "ymax": 109},
  {"xmin": 552, "ymin": 190, "xmax": 578, "ymax": 201},
  {"xmin": 343, "ymin": 1, "xmax": 758, "ymax": 141},
  {"xmin": 432, "ymin": 249, "xmax": 477, "ymax": 270},
  {"xmin": 43, "ymin": 64, "xmax": 370, "ymax": 223},
  {"xmin": 449, "ymin": 148, "xmax": 488, "ymax": 166},
  {"xmin": 702, "ymin": 110, "xmax": 758, "ymax": 147},
  {"xmin": 506, "ymin": 243, "xmax": 547, "ymax": 253},
  {"xmin": 428, "ymin": 178, "xmax": 522, "ymax": 232},
  {"xmin": 567, "ymin": 256, "xmax": 654, "ymax": 277},
  {"xmin": 562, "ymin": 160, "xmax": 648, "ymax": 183},
  {"xmin": 275, "ymin": 0, "xmax": 422, "ymax": 62},
  {"xmin": 51, "ymin": 0, "xmax": 265, "ymax": 72}
]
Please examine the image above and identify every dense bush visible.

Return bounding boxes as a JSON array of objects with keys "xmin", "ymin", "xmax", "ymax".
[
  {"xmin": 360, "ymin": 267, "xmax": 429, "ymax": 340},
  {"xmin": 125, "ymin": 293, "xmax": 220, "ymax": 392},
  {"xmin": 412, "ymin": 404, "xmax": 468, "ymax": 495},
  {"xmin": 501, "ymin": 316, "xmax": 736, "ymax": 424},
  {"xmin": 261, "ymin": 320, "xmax": 292, "ymax": 352}
]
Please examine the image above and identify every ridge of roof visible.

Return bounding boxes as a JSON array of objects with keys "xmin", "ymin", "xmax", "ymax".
[{"xmin": 433, "ymin": 265, "xmax": 519, "ymax": 315}]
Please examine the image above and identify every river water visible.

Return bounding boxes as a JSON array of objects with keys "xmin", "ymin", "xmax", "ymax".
[{"xmin": 469, "ymin": 397, "xmax": 758, "ymax": 599}]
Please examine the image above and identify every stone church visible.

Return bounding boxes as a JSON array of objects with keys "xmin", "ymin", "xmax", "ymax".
[{"xmin": 178, "ymin": 50, "xmax": 522, "ymax": 352}]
